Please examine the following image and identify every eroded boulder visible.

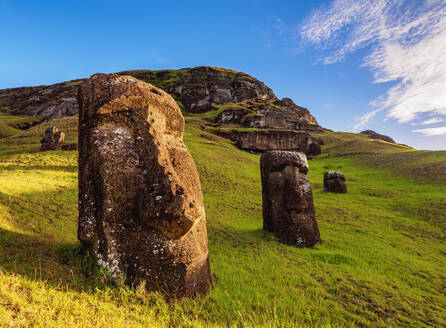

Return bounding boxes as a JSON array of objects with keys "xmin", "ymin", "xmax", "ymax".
[
  {"xmin": 260, "ymin": 150, "xmax": 321, "ymax": 247},
  {"xmin": 78, "ymin": 73, "xmax": 212, "ymax": 297},
  {"xmin": 324, "ymin": 171, "xmax": 347, "ymax": 193},
  {"xmin": 40, "ymin": 127, "xmax": 64, "ymax": 151}
]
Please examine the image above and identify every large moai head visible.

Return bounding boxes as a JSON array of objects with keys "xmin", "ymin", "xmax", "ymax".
[
  {"xmin": 324, "ymin": 171, "xmax": 347, "ymax": 193},
  {"xmin": 77, "ymin": 73, "xmax": 212, "ymax": 297},
  {"xmin": 260, "ymin": 150, "xmax": 321, "ymax": 247}
]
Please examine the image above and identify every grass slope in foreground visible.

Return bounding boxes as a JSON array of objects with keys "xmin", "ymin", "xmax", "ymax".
[{"xmin": 0, "ymin": 113, "xmax": 445, "ymax": 327}]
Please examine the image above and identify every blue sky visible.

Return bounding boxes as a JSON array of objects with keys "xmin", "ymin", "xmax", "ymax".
[{"xmin": 1, "ymin": 0, "xmax": 445, "ymax": 150}]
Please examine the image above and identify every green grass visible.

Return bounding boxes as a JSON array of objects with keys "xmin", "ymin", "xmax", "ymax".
[
  {"xmin": 120, "ymin": 69, "xmax": 191, "ymax": 90},
  {"xmin": 63, "ymin": 80, "xmax": 84, "ymax": 88},
  {"xmin": 0, "ymin": 113, "xmax": 444, "ymax": 327},
  {"xmin": 0, "ymin": 113, "xmax": 42, "ymax": 138},
  {"xmin": 315, "ymin": 131, "xmax": 413, "ymax": 157},
  {"xmin": 120, "ymin": 67, "xmax": 258, "ymax": 95}
]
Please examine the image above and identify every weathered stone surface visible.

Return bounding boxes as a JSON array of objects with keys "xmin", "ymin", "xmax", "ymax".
[
  {"xmin": 360, "ymin": 130, "xmax": 395, "ymax": 143},
  {"xmin": 0, "ymin": 81, "xmax": 81, "ymax": 120},
  {"xmin": 324, "ymin": 171, "xmax": 347, "ymax": 193},
  {"xmin": 216, "ymin": 130, "xmax": 322, "ymax": 157},
  {"xmin": 0, "ymin": 67, "xmax": 322, "ymax": 137},
  {"xmin": 260, "ymin": 150, "xmax": 321, "ymax": 247},
  {"xmin": 78, "ymin": 73, "xmax": 212, "ymax": 297},
  {"xmin": 0, "ymin": 67, "xmax": 276, "ymax": 119},
  {"xmin": 118, "ymin": 67, "xmax": 276, "ymax": 113},
  {"xmin": 40, "ymin": 127, "xmax": 64, "ymax": 151},
  {"xmin": 214, "ymin": 97, "xmax": 321, "ymax": 131},
  {"xmin": 214, "ymin": 108, "xmax": 249, "ymax": 124}
]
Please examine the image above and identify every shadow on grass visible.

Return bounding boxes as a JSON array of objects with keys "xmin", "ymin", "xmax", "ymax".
[
  {"xmin": 0, "ymin": 227, "xmax": 107, "ymax": 291},
  {"xmin": 0, "ymin": 169, "xmax": 104, "ymax": 292}
]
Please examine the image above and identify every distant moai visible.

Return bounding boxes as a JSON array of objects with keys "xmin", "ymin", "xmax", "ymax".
[
  {"xmin": 324, "ymin": 171, "xmax": 347, "ymax": 193},
  {"xmin": 260, "ymin": 150, "xmax": 321, "ymax": 247},
  {"xmin": 40, "ymin": 127, "xmax": 64, "ymax": 150},
  {"xmin": 78, "ymin": 73, "xmax": 212, "ymax": 297}
]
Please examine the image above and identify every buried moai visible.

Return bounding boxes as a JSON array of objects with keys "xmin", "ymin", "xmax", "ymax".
[
  {"xmin": 260, "ymin": 150, "xmax": 321, "ymax": 247},
  {"xmin": 324, "ymin": 171, "xmax": 347, "ymax": 193},
  {"xmin": 77, "ymin": 73, "xmax": 212, "ymax": 297},
  {"xmin": 40, "ymin": 127, "xmax": 65, "ymax": 151}
]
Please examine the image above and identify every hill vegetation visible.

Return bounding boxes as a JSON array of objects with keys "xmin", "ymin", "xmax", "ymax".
[
  {"xmin": 0, "ymin": 113, "xmax": 41, "ymax": 138},
  {"xmin": 0, "ymin": 111, "xmax": 444, "ymax": 327}
]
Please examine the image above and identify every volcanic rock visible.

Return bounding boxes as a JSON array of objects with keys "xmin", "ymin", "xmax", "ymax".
[
  {"xmin": 78, "ymin": 73, "xmax": 212, "ymax": 297},
  {"xmin": 122, "ymin": 67, "xmax": 276, "ymax": 113},
  {"xmin": 260, "ymin": 150, "xmax": 321, "ymax": 247},
  {"xmin": 0, "ymin": 67, "xmax": 321, "ymax": 134},
  {"xmin": 324, "ymin": 171, "xmax": 347, "ymax": 193},
  {"xmin": 0, "ymin": 82, "xmax": 81, "ymax": 120},
  {"xmin": 214, "ymin": 97, "xmax": 321, "ymax": 131},
  {"xmin": 40, "ymin": 127, "xmax": 64, "ymax": 151},
  {"xmin": 0, "ymin": 67, "xmax": 275, "ymax": 119},
  {"xmin": 360, "ymin": 130, "xmax": 395, "ymax": 143}
]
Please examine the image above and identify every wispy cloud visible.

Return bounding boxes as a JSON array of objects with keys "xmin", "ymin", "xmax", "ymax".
[
  {"xmin": 353, "ymin": 108, "xmax": 383, "ymax": 130},
  {"xmin": 420, "ymin": 117, "xmax": 445, "ymax": 125},
  {"xmin": 273, "ymin": 18, "xmax": 286, "ymax": 36},
  {"xmin": 301, "ymin": 0, "xmax": 446, "ymax": 130},
  {"xmin": 413, "ymin": 126, "xmax": 446, "ymax": 136}
]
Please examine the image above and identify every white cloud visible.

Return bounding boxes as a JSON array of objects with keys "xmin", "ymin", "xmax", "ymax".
[
  {"xmin": 420, "ymin": 117, "xmax": 445, "ymax": 125},
  {"xmin": 300, "ymin": 0, "xmax": 446, "ymax": 129},
  {"xmin": 353, "ymin": 108, "xmax": 383, "ymax": 130},
  {"xmin": 413, "ymin": 126, "xmax": 446, "ymax": 136}
]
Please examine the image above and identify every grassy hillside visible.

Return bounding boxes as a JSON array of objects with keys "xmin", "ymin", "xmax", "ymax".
[
  {"xmin": 0, "ymin": 113, "xmax": 41, "ymax": 138},
  {"xmin": 314, "ymin": 130, "xmax": 446, "ymax": 185},
  {"xmin": 0, "ymin": 113, "xmax": 445, "ymax": 327}
]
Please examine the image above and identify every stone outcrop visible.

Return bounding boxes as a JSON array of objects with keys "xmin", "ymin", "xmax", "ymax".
[
  {"xmin": 0, "ymin": 81, "xmax": 82, "ymax": 120},
  {"xmin": 260, "ymin": 150, "xmax": 321, "ymax": 246},
  {"xmin": 78, "ymin": 73, "xmax": 212, "ymax": 297},
  {"xmin": 120, "ymin": 67, "xmax": 276, "ymax": 113},
  {"xmin": 324, "ymin": 171, "xmax": 347, "ymax": 193},
  {"xmin": 214, "ymin": 97, "xmax": 321, "ymax": 131},
  {"xmin": 40, "ymin": 127, "xmax": 64, "ymax": 151},
  {"xmin": 216, "ymin": 130, "xmax": 322, "ymax": 157},
  {"xmin": 360, "ymin": 130, "xmax": 395, "ymax": 143},
  {"xmin": 0, "ymin": 67, "xmax": 294, "ymax": 120}
]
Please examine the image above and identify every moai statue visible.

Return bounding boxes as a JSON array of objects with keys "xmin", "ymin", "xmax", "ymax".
[
  {"xmin": 78, "ymin": 73, "xmax": 212, "ymax": 297},
  {"xmin": 260, "ymin": 150, "xmax": 321, "ymax": 247},
  {"xmin": 40, "ymin": 127, "xmax": 65, "ymax": 150},
  {"xmin": 324, "ymin": 171, "xmax": 347, "ymax": 193}
]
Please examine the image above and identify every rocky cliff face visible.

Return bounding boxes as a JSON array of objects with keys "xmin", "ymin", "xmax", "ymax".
[
  {"xmin": 0, "ymin": 66, "xmax": 323, "ymax": 156},
  {"xmin": 0, "ymin": 80, "xmax": 82, "ymax": 121},
  {"xmin": 0, "ymin": 67, "xmax": 314, "ymax": 126},
  {"xmin": 214, "ymin": 97, "xmax": 320, "ymax": 130},
  {"xmin": 120, "ymin": 66, "xmax": 276, "ymax": 113}
]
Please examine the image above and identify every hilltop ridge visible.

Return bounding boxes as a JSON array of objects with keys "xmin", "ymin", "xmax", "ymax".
[
  {"xmin": 0, "ymin": 67, "xmax": 410, "ymax": 155},
  {"xmin": 0, "ymin": 67, "xmax": 317, "ymax": 125}
]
